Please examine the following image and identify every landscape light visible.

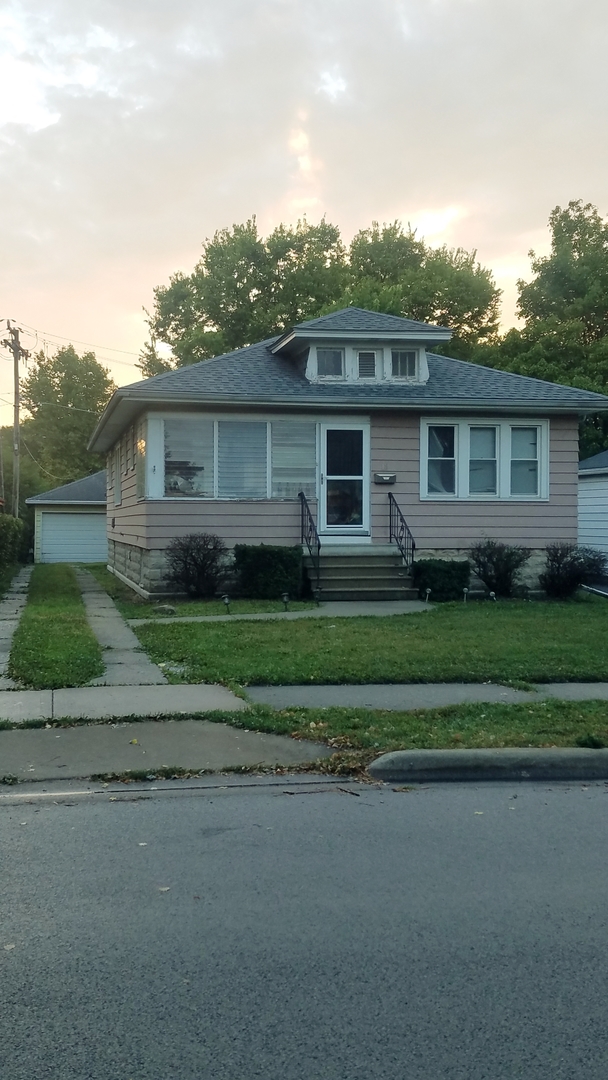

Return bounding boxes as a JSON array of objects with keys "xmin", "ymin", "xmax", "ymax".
[
  {"xmin": 282, "ymin": 592, "xmax": 290, "ymax": 611},
  {"xmin": 222, "ymin": 594, "xmax": 231, "ymax": 614}
]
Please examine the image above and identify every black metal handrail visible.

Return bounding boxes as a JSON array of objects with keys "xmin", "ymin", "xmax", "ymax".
[
  {"xmin": 388, "ymin": 492, "xmax": 415, "ymax": 570},
  {"xmin": 298, "ymin": 491, "xmax": 321, "ymax": 595}
]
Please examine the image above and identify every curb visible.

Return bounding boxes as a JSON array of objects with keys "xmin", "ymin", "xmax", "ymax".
[{"xmin": 368, "ymin": 748, "xmax": 608, "ymax": 783}]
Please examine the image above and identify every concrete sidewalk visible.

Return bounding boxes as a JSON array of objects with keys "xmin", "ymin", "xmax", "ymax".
[
  {"xmin": 0, "ymin": 683, "xmax": 247, "ymax": 723},
  {"xmin": 246, "ymin": 681, "xmax": 608, "ymax": 710},
  {"xmin": 128, "ymin": 599, "xmax": 430, "ymax": 627},
  {"xmin": 0, "ymin": 719, "xmax": 329, "ymax": 782},
  {"xmin": 76, "ymin": 569, "xmax": 167, "ymax": 685}
]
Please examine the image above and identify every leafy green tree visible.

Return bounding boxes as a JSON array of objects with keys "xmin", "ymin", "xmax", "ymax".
[
  {"xmin": 146, "ymin": 217, "xmax": 500, "ymax": 366},
  {"xmin": 21, "ymin": 345, "xmax": 115, "ymax": 481},
  {"xmin": 475, "ymin": 201, "xmax": 608, "ymax": 457}
]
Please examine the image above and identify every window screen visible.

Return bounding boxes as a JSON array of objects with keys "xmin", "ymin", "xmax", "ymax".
[
  {"xmin": 317, "ymin": 348, "xmax": 344, "ymax": 377},
  {"xmin": 271, "ymin": 422, "xmax": 316, "ymax": 498},
  {"xmin": 358, "ymin": 351, "xmax": 376, "ymax": 378},
  {"xmin": 511, "ymin": 427, "xmax": 538, "ymax": 495},
  {"xmin": 164, "ymin": 418, "xmax": 214, "ymax": 497},
  {"xmin": 392, "ymin": 350, "xmax": 416, "ymax": 378},
  {"xmin": 428, "ymin": 425, "xmax": 456, "ymax": 494},
  {"xmin": 218, "ymin": 421, "xmax": 268, "ymax": 498},
  {"xmin": 469, "ymin": 427, "xmax": 497, "ymax": 494}
]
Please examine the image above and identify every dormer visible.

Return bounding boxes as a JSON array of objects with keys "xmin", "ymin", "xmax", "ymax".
[{"xmin": 271, "ymin": 307, "xmax": 452, "ymax": 386}]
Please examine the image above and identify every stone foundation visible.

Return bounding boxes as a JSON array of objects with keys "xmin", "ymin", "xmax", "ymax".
[
  {"xmin": 415, "ymin": 547, "xmax": 547, "ymax": 592},
  {"xmin": 108, "ymin": 540, "xmax": 171, "ymax": 599}
]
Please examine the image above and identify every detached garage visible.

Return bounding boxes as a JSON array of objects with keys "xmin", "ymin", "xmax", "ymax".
[
  {"xmin": 579, "ymin": 451, "xmax": 608, "ymax": 554},
  {"xmin": 26, "ymin": 470, "xmax": 107, "ymax": 564}
]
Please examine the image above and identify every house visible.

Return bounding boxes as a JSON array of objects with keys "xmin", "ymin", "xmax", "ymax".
[
  {"xmin": 26, "ymin": 470, "xmax": 107, "ymax": 564},
  {"xmin": 578, "ymin": 449, "xmax": 608, "ymax": 553},
  {"xmin": 88, "ymin": 308, "xmax": 608, "ymax": 598}
]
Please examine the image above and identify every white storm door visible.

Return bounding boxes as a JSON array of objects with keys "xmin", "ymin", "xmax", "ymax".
[{"xmin": 319, "ymin": 424, "xmax": 370, "ymax": 534}]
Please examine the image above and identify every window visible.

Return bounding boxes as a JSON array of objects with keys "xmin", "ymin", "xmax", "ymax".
[
  {"xmin": 421, "ymin": 419, "xmax": 548, "ymax": 500},
  {"xmin": 358, "ymin": 351, "xmax": 376, "ymax": 379},
  {"xmin": 427, "ymin": 426, "xmax": 456, "ymax": 495},
  {"xmin": 164, "ymin": 418, "xmax": 214, "ymax": 497},
  {"xmin": 469, "ymin": 427, "xmax": 497, "ymax": 495},
  {"xmin": 511, "ymin": 427, "xmax": 538, "ymax": 495},
  {"xmin": 113, "ymin": 444, "xmax": 122, "ymax": 507},
  {"xmin": 317, "ymin": 348, "xmax": 344, "ymax": 377},
  {"xmin": 218, "ymin": 421, "xmax": 267, "ymax": 498},
  {"xmin": 392, "ymin": 350, "xmax": 416, "ymax": 378},
  {"xmin": 136, "ymin": 419, "xmax": 147, "ymax": 500},
  {"xmin": 271, "ymin": 421, "xmax": 316, "ymax": 498}
]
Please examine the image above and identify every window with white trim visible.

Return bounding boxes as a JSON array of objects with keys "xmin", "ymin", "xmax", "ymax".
[
  {"xmin": 392, "ymin": 350, "xmax": 416, "ymax": 378},
  {"xmin": 161, "ymin": 418, "xmax": 318, "ymax": 500},
  {"xmin": 421, "ymin": 419, "xmax": 549, "ymax": 500},
  {"xmin": 317, "ymin": 348, "xmax": 344, "ymax": 378},
  {"xmin": 357, "ymin": 351, "xmax": 376, "ymax": 379},
  {"xmin": 136, "ymin": 419, "xmax": 147, "ymax": 500}
]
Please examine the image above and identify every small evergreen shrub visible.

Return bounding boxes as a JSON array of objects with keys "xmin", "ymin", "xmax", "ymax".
[
  {"xmin": 469, "ymin": 539, "xmax": 531, "ymax": 598},
  {"xmin": 233, "ymin": 544, "xmax": 303, "ymax": 600},
  {"xmin": 412, "ymin": 559, "xmax": 470, "ymax": 601},
  {"xmin": 0, "ymin": 515, "xmax": 25, "ymax": 566},
  {"xmin": 539, "ymin": 543, "xmax": 607, "ymax": 599},
  {"xmin": 165, "ymin": 533, "xmax": 228, "ymax": 598}
]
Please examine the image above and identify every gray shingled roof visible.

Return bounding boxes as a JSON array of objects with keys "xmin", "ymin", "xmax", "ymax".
[
  {"xmin": 579, "ymin": 449, "xmax": 608, "ymax": 472},
  {"xmin": 118, "ymin": 339, "xmax": 608, "ymax": 410},
  {"xmin": 26, "ymin": 470, "xmax": 107, "ymax": 505},
  {"xmin": 294, "ymin": 307, "xmax": 450, "ymax": 334}
]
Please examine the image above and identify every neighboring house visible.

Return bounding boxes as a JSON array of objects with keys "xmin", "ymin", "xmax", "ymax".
[
  {"xmin": 26, "ymin": 470, "xmax": 107, "ymax": 564},
  {"xmin": 578, "ymin": 449, "xmax": 608, "ymax": 553},
  {"xmin": 88, "ymin": 308, "xmax": 608, "ymax": 598}
]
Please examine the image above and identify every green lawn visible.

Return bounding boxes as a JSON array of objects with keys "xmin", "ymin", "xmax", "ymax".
[
  {"xmin": 135, "ymin": 594, "xmax": 608, "ymax": 687},
  {"xmin": 87, "ymin": 564, "xmax": 315, "ymax": 619},
  {"xmin": 9, "ymin": 564, "xmax": 104, "ymax": 689}
]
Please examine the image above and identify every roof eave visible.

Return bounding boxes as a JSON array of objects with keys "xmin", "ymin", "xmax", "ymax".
[{"xmin": 271, "ymin": 328, "xmax": 453, "ymax": 354}]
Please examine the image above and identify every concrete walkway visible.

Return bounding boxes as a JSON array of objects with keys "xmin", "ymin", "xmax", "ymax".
[
  {"xmin": 128, "ymin": 599, "xmax": 430, "ymax": 627},
  {"xmin": 246, "ymin": 681, "xmax": 608, "ymax": 710},
  {"xmin": 0, "ymin": 719, "xmax": 329, "ymax": 781},
  {"xmin": 76, "ymin": 569, "xmax": 167, "ymax": 685},
  {"xmin": 0, "ymin": 566, "xmax": 32, "ymax": 690},
  {"xmin": 0, "ymin": 683, "xmax": 247, "ymax": 722}
]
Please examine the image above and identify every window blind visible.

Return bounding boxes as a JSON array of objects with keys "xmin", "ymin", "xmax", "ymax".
[
  {"xmin": 164, "ymin": 419, "xmax": 214, "ymax": 497},
  {"xmin": 218, "ymin": 421, "xmax": 268, "ymax": 497},
  {"xmin": 271, "ymin": 422, "xmax": 316, "ymax": 498}
]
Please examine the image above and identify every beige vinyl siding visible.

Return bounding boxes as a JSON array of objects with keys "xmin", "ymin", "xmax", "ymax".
[
  {"xmin": 578, "ymin": 476, "xmax": 608, "ymax": 552},
  {"xmin": 371, "ymin": 412, "xmax": 578, "ymax": 547}
]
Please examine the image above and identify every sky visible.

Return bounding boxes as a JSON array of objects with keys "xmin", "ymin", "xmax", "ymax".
[{"xmin": 1, "ymin": 0, "xmax": 607, "ymax": 424}]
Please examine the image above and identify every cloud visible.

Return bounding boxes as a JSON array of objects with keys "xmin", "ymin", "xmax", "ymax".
[{"xmin": 0, "ymin": 0, "xmax": 607, "ymax": 420}]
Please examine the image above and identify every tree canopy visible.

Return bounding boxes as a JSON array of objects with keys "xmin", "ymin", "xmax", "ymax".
[
  {"xmin": 141, "ymin": 217, "xmax": 501, "ymax": 374},
  {"xmin": 21, "ymin": 345, "xmax": 115, "ymax": 483}
]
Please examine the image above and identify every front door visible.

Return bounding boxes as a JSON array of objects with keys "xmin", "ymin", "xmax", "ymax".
[{"xmin": 320, "ymin": 425, "xmax": 370, "ymax": 536}]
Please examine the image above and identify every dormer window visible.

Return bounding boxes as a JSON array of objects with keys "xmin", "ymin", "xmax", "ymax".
[
  {"xmin": 358, "ymin": 351, "xmax": 376, "ymax": 379},
  {"xmin": 392, "ymin": 350, "xmax": 417, "ymax": 378},
  {"xmin": 317, "ymin": 347, "xmax": 344, "ymax": 378}
]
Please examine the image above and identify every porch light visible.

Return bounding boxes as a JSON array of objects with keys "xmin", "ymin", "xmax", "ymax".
[
  {"xmin": 282, "ymin": 592, "xmax": 290, "ymax": 611},
  {"xmin": 222, "ymin": 594, "xmax": 231, "ymax": 614},
  {"xmin": 463, "ymin": 588, "xmax": 468, "ymax": 603}
]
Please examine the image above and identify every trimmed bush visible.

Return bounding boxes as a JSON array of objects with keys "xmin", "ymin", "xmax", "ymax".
[
  {"xmin": 539, "ymin": 543, "xmax": 608, "ymax": 599},
  {"xmin": 412, "ymin": 558, "xmax": 470, "ymax": 601},
  {"xmin": 165, "ymin": 533, "xmax": 228, "ymax": 598},
  {"xmin": 0, "ymin": 515, "xmax": 25, "ymax": 566},
  {"xmin": 233, "ymin": 544, "xmax": 303, "ymax": 600},
  {"xmin": 469, "ymin": 539, "xmax": 531, "ymax": 598}
]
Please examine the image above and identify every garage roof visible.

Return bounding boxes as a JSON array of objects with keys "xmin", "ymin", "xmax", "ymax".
[{"xmin": 26, "ymin": 470, "xmax": 107, "ymax": 506}]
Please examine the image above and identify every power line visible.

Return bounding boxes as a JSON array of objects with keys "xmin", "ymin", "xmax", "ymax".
[{"xmin": 17, "ymin": 322, "xmax": 141, "ymax": 357}]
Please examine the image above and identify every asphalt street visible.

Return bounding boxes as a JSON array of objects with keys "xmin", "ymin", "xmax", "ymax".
[{"xmin": 1, "ymin": 775, "xmax": 608, "ymax": 1079}]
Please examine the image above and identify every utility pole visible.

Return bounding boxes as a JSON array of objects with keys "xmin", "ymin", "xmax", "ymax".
[{"xmin": 1, "ymin": 322, "xmax": 29, "ymax": 518}]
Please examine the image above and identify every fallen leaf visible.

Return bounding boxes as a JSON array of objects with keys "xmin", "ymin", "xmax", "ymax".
[
  {"xmin": 158, "ymin": 887, "xmax": 170, "ymax": 892},
  {"xmin": 138, "ymin": 842, "xmax": 147, "ymax": 847},
  {"xmin": 474, "ymin": 811, "xmax": 484, "ymax": 815},
  {"xmin": 130, "ymin": 739, "xmax": 138, "ymax": 745},
  {"xmin": 4, "ymin": 944, "xmax": 15, "ymax": 951}
]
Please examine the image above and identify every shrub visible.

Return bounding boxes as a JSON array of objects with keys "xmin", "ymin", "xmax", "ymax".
[
  {"xmin": 412, "ymin": 558, "xmax": 470, "ymax": 601},
  {"xmin": 539, "ymin": 543, "xmax": 608, "ymax": 599},
  {"xmin": 165, "ymin": 533, "xmax": 227, "ymax": 598},
  {"xmin": 469, "ymin": 539, "xmax": 531, "ymax": 598},
  {"xmin": 0, "ymin": 515, "xmax": 25, "ymax": 566},
  {"xmin": 233, "ymin": 544, "xmax": 303, "ymax": 599}
]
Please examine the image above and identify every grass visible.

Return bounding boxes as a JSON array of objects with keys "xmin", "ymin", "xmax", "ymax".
[
  {"xmin": 86, "ymin": 564, "xmax": 315, "ymax": 619},
  {"xmin": 9, "ymin": 564, "xmax": 104, "ymax": 689},
  {"xmin": 134, "ymin": 593, "xmax": 608, "ymax": 687}
]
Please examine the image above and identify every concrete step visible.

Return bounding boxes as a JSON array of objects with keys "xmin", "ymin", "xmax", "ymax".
[
  {"xmin": 312, "ymin": 558, "xmax": 405, "ymax": 571},
  {"xmin": 320, "ymin": 587, "xmax": 419, "ymax": 601},
  {"xmin": 318, "ymin": 567, "xmax": 410, "ymax": 580}
]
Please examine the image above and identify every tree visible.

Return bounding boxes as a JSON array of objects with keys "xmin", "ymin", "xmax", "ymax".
[
  {"xmin": 474, "ymin": 201, "xmax": 608, "ymax": 457},
  {"xmin": 145, "ymin": 217, "xmax": 500, "ymax": 367},
  {"xmin": 21, "ymin": 345, "xmax": 115, "ymax": 481}
]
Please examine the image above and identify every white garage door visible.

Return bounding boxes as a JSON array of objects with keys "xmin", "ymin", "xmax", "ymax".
[{"xmin": 40, "ymin": 512, "xmax": 108, "ymax": 563}]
